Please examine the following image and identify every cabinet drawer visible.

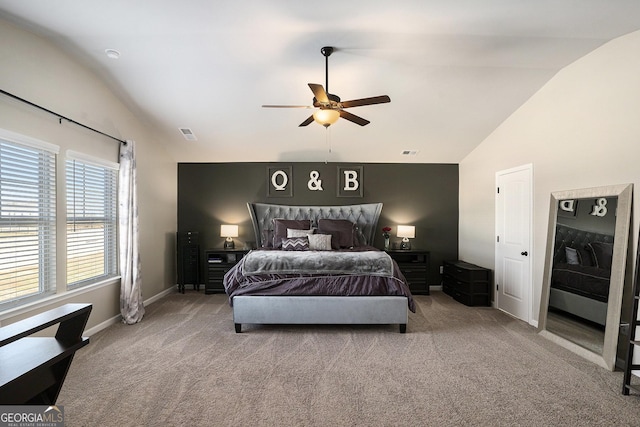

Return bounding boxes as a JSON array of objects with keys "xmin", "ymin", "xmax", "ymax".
[
  {"xmin": 443, "ymin": 262, "xmax": 489, "ymax": 283},
  {"xmin": 444, "ymin": 275, "xmax": 487, "ymax": 293},
  {"xmin": 205, "ymin": 282, "xmax": 225, "ymax": 294},
  {"xmin": 451, "ymin": 290, "xmax": 490, "ymax": 307},
  {"xmin": 442, "ymin": 280, "xmax": 451, "ymax": 294},
  {"xmin": 400, "ymin": 266, "xmax": 426, "ymax": 279}
]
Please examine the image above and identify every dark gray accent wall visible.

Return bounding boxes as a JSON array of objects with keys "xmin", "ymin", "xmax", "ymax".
[{"xmin": 177, "ymin": 162, "xmax": 458, "ymax": 285}]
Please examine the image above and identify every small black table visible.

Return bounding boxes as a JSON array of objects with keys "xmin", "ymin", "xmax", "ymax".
[
  {"xmin": 204, "ymin": 249, "xmax": 249, "ymax": 294},
  {"xmin": 386, "ymin": 249, "xmax": 430, "ymax": 295}
]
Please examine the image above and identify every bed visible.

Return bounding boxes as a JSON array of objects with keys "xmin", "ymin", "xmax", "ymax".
[
  {"xmin": 549, "ymin": 223, "xmax": 613, "ymax": 326},
  {"xmin": 223, "ymin": 202, "xmax": 415, "ymax": 333}
]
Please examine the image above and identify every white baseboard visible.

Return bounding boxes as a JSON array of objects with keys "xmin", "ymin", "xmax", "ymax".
[
  {"xmin": 83, "ymin": 286, "xmax": 176, "ymax": 337},
  {"xmin": 84, "ymin": 314, "xmax": 122, "ymax": 336},
  {"xmin": 144, "ymin": 286, "xmax": 176, "ymax": 306}
]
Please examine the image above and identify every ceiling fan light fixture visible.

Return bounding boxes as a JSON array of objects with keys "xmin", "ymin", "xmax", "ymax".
[
  {"xmin": 313, "ymin": 109, "xmax": 340, "ymax": 127},
  {"xmin": 264, "ymin": 46, "xmax": 390, "ymax": 127}
]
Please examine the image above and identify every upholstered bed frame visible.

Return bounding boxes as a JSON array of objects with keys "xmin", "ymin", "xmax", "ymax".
[{"xmin": 232, "ymin": 202, "xmax": 409, "ymax": 333}]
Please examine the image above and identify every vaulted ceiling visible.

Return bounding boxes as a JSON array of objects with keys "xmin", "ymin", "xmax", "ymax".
[{"xmin": 2, "ymin": 1, "xmax": 640, "ymax": 163}]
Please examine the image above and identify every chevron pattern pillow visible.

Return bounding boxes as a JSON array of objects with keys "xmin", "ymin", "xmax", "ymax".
[{"xmin": 281, "ymin": 237, "xmax": 309, "ymax": 251}]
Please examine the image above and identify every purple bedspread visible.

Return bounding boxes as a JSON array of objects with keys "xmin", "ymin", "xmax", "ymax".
[
  {"xmin": 223, "ymin": 246, "xmax": 416, "ymax": 312},
  {"xmin": 551, "ymin": 263, "xmax": 610, "ymax": 302}
]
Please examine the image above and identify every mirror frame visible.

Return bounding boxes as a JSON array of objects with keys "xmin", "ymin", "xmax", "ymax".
[{"xmin": 538, "ymin": 183, "xmax": 633, "ymax": 371}]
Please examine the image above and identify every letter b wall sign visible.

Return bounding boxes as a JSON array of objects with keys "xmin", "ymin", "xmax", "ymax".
[{"xmin": 337, "ymin": 166, "xmax": 363, "ymax": 198}]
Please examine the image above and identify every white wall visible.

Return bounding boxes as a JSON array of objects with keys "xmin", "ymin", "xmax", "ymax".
[
  {"xmin": 0, "ymin": 18, "xmax": 177, "ymax": 330},
  {"xmin": 459, "ymin": 30, "xmax": 640, "ymax": 324}
]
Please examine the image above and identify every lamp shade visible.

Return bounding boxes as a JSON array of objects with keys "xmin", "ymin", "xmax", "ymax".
[
  {"xmin": 313, "ymin": 109, "xmax": 340, "ymax": 127},
  {"xmin": 396, "ymin": 225, "xmax": 415, "ymax": 239},
  {"xmin": 220, "ymin": 224, "xmax": 239, "ymax": 238}
]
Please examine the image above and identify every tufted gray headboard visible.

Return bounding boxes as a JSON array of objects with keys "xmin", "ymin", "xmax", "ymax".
[
  {"xmin": 553, "ymin": 223, "xmax": 614, "ymax": 264},
  {"xmin": 247, "ymin": 202, "xmax": 383, "ymax": 248}
]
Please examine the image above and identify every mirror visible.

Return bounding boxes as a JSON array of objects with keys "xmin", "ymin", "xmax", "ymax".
[{"xmin": 538, "ymin": 183, "xmax": 632, "ymax": 371}]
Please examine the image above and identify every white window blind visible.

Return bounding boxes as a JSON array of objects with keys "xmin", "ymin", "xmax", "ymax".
[
  {"xmin": 66, "ymin": 155, "xmax": 118, "ymax": 288},
  {"xmin": 0, "ymin": 137, "xmax": 57, "ymax": 307}
]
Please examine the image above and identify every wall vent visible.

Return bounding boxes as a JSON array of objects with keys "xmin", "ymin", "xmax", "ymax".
[{"xmin": 179, "ymin": 128, "xmax": 197, "ymax": 141}]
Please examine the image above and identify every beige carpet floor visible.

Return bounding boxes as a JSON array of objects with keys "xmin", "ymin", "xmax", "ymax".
[{"xmin": 58, "ymin": 291, "xmax": 640, "ymax": 426}]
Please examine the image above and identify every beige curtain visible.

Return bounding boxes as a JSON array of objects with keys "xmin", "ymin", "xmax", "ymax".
[{"xmin": 119, "ymin": 140, "xmax": 144, "ymax": 324}]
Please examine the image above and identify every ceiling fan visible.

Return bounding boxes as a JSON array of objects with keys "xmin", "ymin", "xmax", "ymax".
[{"xmin": 262, "ymin": 46, "xmax": 391, "ymax": 127}]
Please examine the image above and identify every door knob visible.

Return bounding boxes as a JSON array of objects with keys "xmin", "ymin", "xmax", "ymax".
[{"xmin": 521, "ymin": 251, "xmax": 528, "ymax": 256}]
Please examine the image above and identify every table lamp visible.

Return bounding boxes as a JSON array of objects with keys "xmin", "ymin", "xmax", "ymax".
[
  {"xmin": 221, "ymin": 224, "xmax": 238, "ymax": 249},
  {"xmin": 397, "ymin": 225, "xmax": 415, "ymax": 250}
]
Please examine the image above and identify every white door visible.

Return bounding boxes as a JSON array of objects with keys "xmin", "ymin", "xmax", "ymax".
[{"xmin": 495, "ymin": 164, "xmax": 532, "ymax": 323}]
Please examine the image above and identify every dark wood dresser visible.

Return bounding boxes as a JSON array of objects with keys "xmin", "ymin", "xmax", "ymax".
[
  {"xmin": 177, "ymin": 231, "xmax": 200, "ymax": 293},
  {"xmin": 443, "ymin": 260, "xmax": 491, "ymax": 306}
]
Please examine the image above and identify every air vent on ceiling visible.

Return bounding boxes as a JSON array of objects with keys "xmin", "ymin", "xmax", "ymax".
[
  {"xmin": 401, "ymin": 150, "xmax": 419, "ymax": 156},
  {"xmin": 179, "ymin": 128, "xmax": 197, "ymax": 141}
]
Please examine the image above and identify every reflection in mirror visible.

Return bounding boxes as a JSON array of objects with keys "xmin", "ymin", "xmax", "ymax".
[
  {"xmin": 539, "ymin": 184, "xmax": 633, "ymax": 371},
  {"xmin": 547, "ymin": 196, "xmax": 617, "ymax": 355}
]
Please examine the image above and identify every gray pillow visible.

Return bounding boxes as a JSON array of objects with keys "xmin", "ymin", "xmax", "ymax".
[
  {"xmin": 273, "ymin": 219, "xmax": 311, "ymax": 248},
  {"xmin": 587, "ymin": 242, "xmax": 614, "ymax": 270},
  {"xmin": 317, "ymin": 219, "xmax": 355, "ymax": 248},
  {"xmin": 565, "ymin": 247, "xmax": 580, "ymax": 265}
]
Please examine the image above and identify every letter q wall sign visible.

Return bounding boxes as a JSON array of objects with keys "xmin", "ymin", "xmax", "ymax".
[{"xmin": 267, "ymin": 166, "xmax": 292, "ymax": 197}]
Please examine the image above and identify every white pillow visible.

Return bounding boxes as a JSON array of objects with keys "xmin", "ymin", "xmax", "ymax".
[
  {"xmin": 287, "ymin": 228, "xmax": 314, "ymax": 238},
  {"xmin": 307, "ymin": 233, "xmax": 332, "ymax": 251}
]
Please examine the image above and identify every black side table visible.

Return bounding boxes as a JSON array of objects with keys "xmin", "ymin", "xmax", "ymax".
[
  {"xmin": 205, "ymin": 249, "xmax": 248, "ymax": 294},
  {"xmin": 386, "ymin": 250, "xmax": 430, "ymax": 295}
]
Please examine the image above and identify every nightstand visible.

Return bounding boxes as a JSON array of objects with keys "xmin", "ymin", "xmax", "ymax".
[
  {"xmin": 386, "ymin": 250, "xmax": 430, "ymax": 295},
  {"xmin": 205, "ymin": 249, "xmax": 248, "ymax": 294}
]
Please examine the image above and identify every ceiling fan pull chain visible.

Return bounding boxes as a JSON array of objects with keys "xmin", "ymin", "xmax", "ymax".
[{"xmin": 324, "ymin": 126, "xmax": 332, "ymax": 164}]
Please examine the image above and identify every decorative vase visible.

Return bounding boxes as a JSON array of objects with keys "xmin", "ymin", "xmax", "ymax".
[{"xmin": 384, "ymin": 235, "xmax": 390, "ymax": 250}]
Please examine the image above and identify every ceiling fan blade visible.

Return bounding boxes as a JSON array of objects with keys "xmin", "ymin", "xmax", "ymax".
[
  {"xmin": 339, "ymin": 110, "xmax": 370, "ymax": 126},
  {"xmin": 262, "ymin": 105, "xmax": 312, "ymax": 108},
  {"xmin": 340, "ymin": 95, "xmax": 391, "ymax": 109},
  {"xmin": 308, "ymin": 83, "xmax": 329, "ymax": 103},
  {"xmin": 299, "ymin": 115, "xmax": 315, "ymax": 127}
]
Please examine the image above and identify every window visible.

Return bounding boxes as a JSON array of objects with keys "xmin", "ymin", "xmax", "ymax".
[
  {"xmin": 0, "ymin": 134, "xmax": 57, "ymax": 308},
  {"xmin": 66, "ymin": 152, "xmax": 118, "ymax": 289}
]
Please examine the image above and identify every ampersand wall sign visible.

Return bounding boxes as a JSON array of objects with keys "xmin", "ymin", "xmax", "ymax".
[
  {"xmin": 590, "ymin": 197, "xmax": 608, "ymax": 217},
  {"xmin": 308, "ymin": 170, "xmax": 323, "ymax": 191}
]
